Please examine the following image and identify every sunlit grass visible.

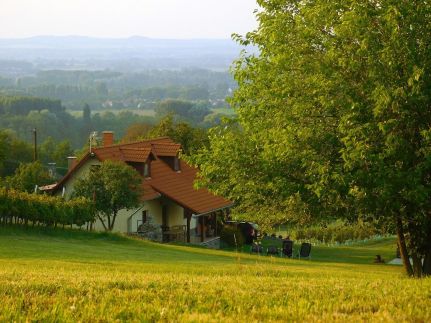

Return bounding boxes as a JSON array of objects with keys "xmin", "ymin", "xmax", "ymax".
[{"xmin": 0, "ymin": 226, "xmax": 430, "ymax": 322}]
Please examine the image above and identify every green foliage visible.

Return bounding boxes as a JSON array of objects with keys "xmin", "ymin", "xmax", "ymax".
[
  {"xmin": 147, "ymin": 115, "xmax": 209, "ymax": 155},
  {"xmin": 39, "ymin": 137, "xmax": 73, "ymax": 172},
  {"xmin": 5, "ymin": 161, "xmax": 53, "ymax": 193},
  {"xmin": 191, "ymin": 0, "xmax": 431, "ymax": 276},
  {"xmin": 220, "ymin": 225, "xmax": 245, "ymax": 248},
  {"xmin": 155, "ymin": 99, "xmax": 211, "ymax": 124},
  {"xmin": 0, "ymin": 95, "xmax": 63, "ymax": 115},
  {"xmin": 0, "ymin": 188, "xmax": 94, "ymax": 226},
  {"xmin": 120, "ymin": 123, "xmax": 153, "ymax": 143},
  {"xmin": 0, "ymin": 130, "xmax": 33, "ymax": 176},
  {"xmin": 0, "ymin": 97, "xmax": 157, "ymax": 149},
  {"xmin": 289, "ymin": 221, "xmax": 379, "ymax": 244},
  {"xmin": 73, "ymin": 160, "xmax": 142, "ymax": 231},
  {"xmin": 0, "ymin": 131, "xmax": 9, "ymax": 174}
]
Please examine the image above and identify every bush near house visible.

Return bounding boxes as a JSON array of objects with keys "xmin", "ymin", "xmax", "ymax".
[
  {"xmin": 286, "ymin": 221, "xmax": 380, "ymax": 244},
  {"xmin": 220, "ymin": 225, "xmax": 245, "ymax": 248},
  {"xmin": 0, "ymin": 188, "xmax": 94, "ymax": 227}
]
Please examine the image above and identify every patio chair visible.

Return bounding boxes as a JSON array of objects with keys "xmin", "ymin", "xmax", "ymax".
[
  {"xmin": 281, "ymin": 240, "xmax": 294, "ymax": 258},
  {"xmin": 266, "ymin": 245, "xmax": 280, "ymax": 256},
  {"xmin": 250, "ymin": 243, "xmax": 263, "ymax": 255},
  {"xmin": 296, "ymin": 242, "xmax": 312, "ymax": 260}
]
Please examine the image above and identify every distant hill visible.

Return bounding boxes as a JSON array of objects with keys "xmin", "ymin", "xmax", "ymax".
[{"xmin": 0, "ymin": 36, "xmax": 253, "ymax": 71}]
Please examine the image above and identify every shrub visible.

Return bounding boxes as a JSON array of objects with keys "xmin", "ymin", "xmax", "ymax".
[
  {"xmin": 290, "ymin": 220, "xmax": 379, "ymax": 244},
  {"xmin": 0, "ymin": 188, "xmax": 95, "ymax": 227},
  {"xmin": 220, "ymin": 225, "xmax": 245, "ymax": 248}
]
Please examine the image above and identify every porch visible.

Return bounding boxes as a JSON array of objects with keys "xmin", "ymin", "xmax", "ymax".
[
  {"xmin": 162, "ymin": 210, "xmax": 227, "ymax": 245},
  {"xmin": 126, "ymin": 198, "xmax": 232, "ymax": 247}
]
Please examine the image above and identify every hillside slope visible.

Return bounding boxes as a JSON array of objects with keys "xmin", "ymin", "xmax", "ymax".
[{"xmin": 0, "ymin": 226, "xmax": 430, "ymax": 322}]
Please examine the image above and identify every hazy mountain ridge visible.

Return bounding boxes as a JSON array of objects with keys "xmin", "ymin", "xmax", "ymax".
[{"xmin": 0, "ymin": 36, "xmax": 251, "ymax": 70}]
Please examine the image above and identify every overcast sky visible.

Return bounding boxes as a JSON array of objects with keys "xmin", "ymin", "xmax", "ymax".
[{"xmin": 0, "ymin": 0, "xmax": 259, "ymax": 39}]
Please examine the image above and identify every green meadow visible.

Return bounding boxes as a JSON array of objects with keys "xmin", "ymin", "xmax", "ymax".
[{"xmin": 0, "ymin": 226, "xmax": 430, "ymax": 322}]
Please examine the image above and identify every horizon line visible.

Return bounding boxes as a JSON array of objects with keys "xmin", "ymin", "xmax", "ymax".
[{"xmin": 0, "ymin": 34, "xmax": 236, "ymax": 41}]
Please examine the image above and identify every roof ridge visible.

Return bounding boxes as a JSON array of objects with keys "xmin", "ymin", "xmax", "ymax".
[
  {"xmin": 119, "ymin": 147, "xmax": 152, "ymax": 151},
  {"xmin": 151, "ymin": 142, "xmax": 181, "ymax": 146},
  {"xmin": 93, "ymin": 137, "xmax": 173, "ymax": 150}
]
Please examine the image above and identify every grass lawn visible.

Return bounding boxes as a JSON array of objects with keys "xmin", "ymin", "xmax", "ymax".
[{"xmin": 0, "ymin": 226, "xmax": 430, "ymax": 322}]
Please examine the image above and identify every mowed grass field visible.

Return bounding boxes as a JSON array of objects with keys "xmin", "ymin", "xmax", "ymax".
[{"xmin": 1, "ymin": 227, "xmax": 430, "ymax": 322}]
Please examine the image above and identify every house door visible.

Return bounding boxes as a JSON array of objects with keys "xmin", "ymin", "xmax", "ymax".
[{"xmin": 161, "ymin": 204, "xmax": 168, "ymax": 242}]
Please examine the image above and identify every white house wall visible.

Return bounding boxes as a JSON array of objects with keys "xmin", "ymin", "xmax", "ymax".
[
  {"xmin": 61, "ymin": 157, "xmax": 102, "ymax": 199},
  {"xmin": 58, "ymin": 157, "xmax": 195, "ymax": 235}
]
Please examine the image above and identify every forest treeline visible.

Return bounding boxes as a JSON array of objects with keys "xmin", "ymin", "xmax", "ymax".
[
  {"xmin": 0, "ymin": 96, "xmax": 63, "ymax": 115},
  {"xmin": 0, "ymin": 94, "xmax": 221, "ymax": 147},
  {"xmin": 0, "ymin": 94, "xmax": 212, "ymax": 183},
  {"xmin": 0, "ymin": 68, "xmax": 235, "ymax": 110}
]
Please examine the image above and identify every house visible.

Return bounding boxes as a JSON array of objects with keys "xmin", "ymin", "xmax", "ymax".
[{"xmin": 50, "ymin": 132, "xmax": 233, "ymax": 245}]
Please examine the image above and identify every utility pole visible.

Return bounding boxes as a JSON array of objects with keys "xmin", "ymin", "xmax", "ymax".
[{"xmin": 33, "ymin": 128, "xmax": 38, "ymax": 161}]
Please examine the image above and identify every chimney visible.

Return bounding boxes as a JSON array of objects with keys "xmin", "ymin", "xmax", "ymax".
[
  {"xmin": 67, "ymin": 156, "xmax": 77, "ymax": 171},
  {"xmin": 48, "ymin": 162, "xmax": 57, "ymax": 179},
  {"xmin": 102, "ymin": 131, "xmax": 114, "ymax": 147}
]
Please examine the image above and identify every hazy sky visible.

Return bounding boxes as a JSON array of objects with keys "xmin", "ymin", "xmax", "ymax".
[{"xmin": 0, "ymin": 0, "xmax": 259, "ymax": 39}]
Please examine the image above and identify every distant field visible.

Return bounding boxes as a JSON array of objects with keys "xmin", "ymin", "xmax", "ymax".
[
  {"xmin": 211, "ymin": 107, "xmax": 236, "ymax": 115},
  {"xmin": 0, "ymin": 226, "xmax": 430, "ymax": 322},
  {"xmin": 68, "ymin": 109, "xmax": 156, "ymax": 118},
  {"xmin": 68, "ymin": 107, "xmax": 235, "ymax": 119}
]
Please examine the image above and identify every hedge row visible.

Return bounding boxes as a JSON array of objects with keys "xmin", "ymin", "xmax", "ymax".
[
  {"xmin": 0, "ymin": 188, "xmax": 95, "ymax": 227},
  {"xmin": 290, "ymin": 220, "xmax": 379, "ymax": 244}
]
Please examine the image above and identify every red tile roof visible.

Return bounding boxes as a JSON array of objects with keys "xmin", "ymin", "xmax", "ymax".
[
  {"xmin": 149, "ymin": 160, "xmax": 232, "ymax": 214},
  {"xmin": 54, "ymin": 137, "xmax": 232, "ymax": 214},
  {"xmin": 151, "ymin": 143, "xmax": 181, "ymax": 156}
]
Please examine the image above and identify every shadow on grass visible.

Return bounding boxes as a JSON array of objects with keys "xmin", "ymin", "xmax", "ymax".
[{"xmin": 0, "ymin": 224, "xmax": 129, "ymax": 242}]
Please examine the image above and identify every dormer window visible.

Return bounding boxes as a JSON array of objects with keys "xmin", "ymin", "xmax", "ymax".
[
  {"xmin": 144, "ymin": 162, "xmax": 151, "ymax": 177},
  {"xmin": 174, "ymin": 156, "xmax": 180, "ymax": 172}
]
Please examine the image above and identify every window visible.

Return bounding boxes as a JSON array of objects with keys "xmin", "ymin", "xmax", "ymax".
[
  {"xmin": 142, "ymin": 210, "xmax": 147, "ymax": 224},
  {"xmin": 174, "ymin": 157, "xmax": 180, "ymax": 172},
  {"xmin": 144, "ymin": 163, "xmax": 150, "ymax": 177}
]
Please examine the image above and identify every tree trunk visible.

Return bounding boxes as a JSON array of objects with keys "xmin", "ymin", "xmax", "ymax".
[
  {"xmin": 109, "ymin": 212, "xmax": 117, "ymax": 231},
  {"xmin": 423, "ymin": 224, "xmax": 431, "ymax": 276},
  {"xmin": 396, "ymin": 217, "xmax": 413, "ymax": 276},
  {"xmin": 107, "ymin": 214, "xmax": 112, "ymax": 231},
  {"xmin": 411, "ymin": 252, "xmax": 423, "ymax": 277},
  {"xmin": 423, "ymin": 249, "xmax": 431, "ymax": 276},
  {"xmin": 96, "ymin": 213, "xmax": 108, "ymax": 231},
  {"xmin": 407, "ymin": 217, "xmax": 426, "ymax": 277}
]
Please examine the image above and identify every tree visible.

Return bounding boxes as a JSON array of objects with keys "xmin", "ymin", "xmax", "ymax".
[
  {"xmin": 155, "ymin": 99, "xmax": 210, "ymax": 124},
  {"xmin": 73, "ymin": 160, "xmax": 142, "ymax": 231},
  {"xmin": 81, "ymin": 103, "xmax": 92, "ymax": 141},
  {"xmin": 147, "ymin": 115, "xmax": 208, "ymax": 155},
  {"xmin": 6, "ymin": 161, "xmax": 53, "ymax": 193},
  {"xmin": 121, "ymin": 123, "xmax": 153, "ymax": 143},
  {"xmin": 191, "ymin": 1, "xmax": 431, "ymax": 276},
  {"xmin": 0, "ymin": 130, "xmax": 33, "ymax": 177},
  {"xmin": 0, "ymin": 131, "xmax": 11, "ymax": 175},
  {"xmin": 40, "ymin": 137, "xmax": 73, "ymax": 172}
]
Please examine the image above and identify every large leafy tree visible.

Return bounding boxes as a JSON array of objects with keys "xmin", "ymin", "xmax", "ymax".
[
  {"xmin": 5, "ymin": 161, "xmax": 53, "ymax": 193},
  {"xmin": 73, "ymin": 160, "xmax": 142, "ymax": 231},
  {"xmin": 191, "ymin": 1, "xmax": 431, "ymax": 276},
  {"xmin": 144, "ymin": 115, "xmax": 208, "ymax": 155}
]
